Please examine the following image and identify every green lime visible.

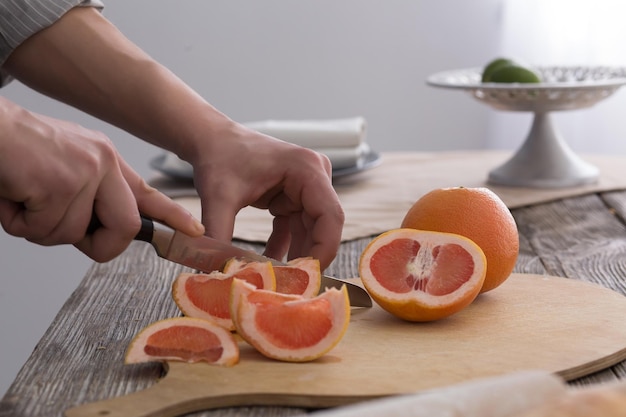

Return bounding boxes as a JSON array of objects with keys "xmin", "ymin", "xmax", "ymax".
[
  {"xmin": 481, "ymin": 58, "xmax": 515, "ymax": 82},
  {"xmin": 488, "ymin": 65, "xmax": 541, "ymax": 84}
]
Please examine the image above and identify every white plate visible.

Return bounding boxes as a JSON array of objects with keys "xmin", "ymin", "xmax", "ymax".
[{"xmin": 149, "ymin": 150, "xmax": 382, "ymax": 182}]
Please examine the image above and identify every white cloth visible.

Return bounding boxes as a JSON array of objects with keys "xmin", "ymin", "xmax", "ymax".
[
  {"xmin": 245, "ymin": 116, "xmax": 369, "ymax": 170},
  {"xmin": 244, "ymin": 116, "xmax": 367, "ymax": 149},
  {"xmin": 156, "ymin": 117, "xmax": 371, "ymax": 175},
  {"xmin": 158, "ymin": 143, "xmax": 372, "ymax": 174},
  {"xmin": 316, "ymin": 143, "xmax": 371, "ymax": 169}
]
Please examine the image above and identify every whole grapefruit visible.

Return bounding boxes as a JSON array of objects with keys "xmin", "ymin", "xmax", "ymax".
[{"xmin": 401, "ymin": 187, "xmax": 519, "ymax": 293}]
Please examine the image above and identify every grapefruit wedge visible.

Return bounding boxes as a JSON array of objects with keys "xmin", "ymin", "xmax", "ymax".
[
  {"xmin": 172, "ymin": 261, "xmax": 275, "ymax": 330},
  {"xmin": 359, "ymin": 228, "xmax": 487, "ymax": 322},
  {"xmin": 224, "ymin": 257, "xmax": 322, "ymax": 297},
  {"xmin": 230, "ymin": 279, "xmax": 350, "ymax": 362},
  {"xmin": 125, "ymin": 317, "xmax": 239, "ymax": 366}
]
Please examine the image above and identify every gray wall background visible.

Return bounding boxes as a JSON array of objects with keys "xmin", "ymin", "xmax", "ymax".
[{"xmin": 1, "ymin": 0, "xmax": 625, "ymax": 397}]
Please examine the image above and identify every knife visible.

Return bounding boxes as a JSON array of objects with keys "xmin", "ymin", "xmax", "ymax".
[{"xmin": 89, "ymin": 215, "xmax": 372, "ymax": 308}]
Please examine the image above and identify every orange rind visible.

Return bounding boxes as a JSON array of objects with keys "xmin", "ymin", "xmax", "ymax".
[
  {"xmin": 125, "ymin": 317, "xmax": 239, "ymax": 366},
  {"xmin": 359, "ymin": 228, "xmax": 487, "ymax": 322},
  {"xmin": 172, "ymin": 261, "xmax": 275, "ymax": 330},
  {"xmin": 230, "ymin": 278, "xmax": 350, "ymax": 362}
]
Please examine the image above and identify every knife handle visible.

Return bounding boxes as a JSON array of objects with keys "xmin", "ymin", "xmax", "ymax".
[{"xmin": 87, "ymin": 213, "xmax": 154, "ymax": 243}]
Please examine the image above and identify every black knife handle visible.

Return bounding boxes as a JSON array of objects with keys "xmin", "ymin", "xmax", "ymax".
[{"xmin": 87, "ymin": 213, "xmax": 154, "ymax": 243}]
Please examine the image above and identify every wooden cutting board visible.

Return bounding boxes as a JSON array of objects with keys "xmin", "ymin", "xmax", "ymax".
[{"xmin": 65, "ymin": 273, "xmax": 626, "ymax": 417}]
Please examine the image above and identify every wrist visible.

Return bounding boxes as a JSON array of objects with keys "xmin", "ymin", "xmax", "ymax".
[{"xmin": 176, "ymin": 114, "xmax": 244, "ymax": 165}]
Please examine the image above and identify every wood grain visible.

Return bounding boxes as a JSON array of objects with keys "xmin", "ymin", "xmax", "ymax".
[
  {"xmin": 64, "ymin": 274, "xmax": 626, "ymax": 417},
  {"xmin": 3, "ymin": 191, "xmax": 626, "ymax": 417}
]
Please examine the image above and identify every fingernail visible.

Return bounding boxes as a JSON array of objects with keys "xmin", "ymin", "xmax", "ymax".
[{"xmin": 191, "ymin": 215, "xmax": 205, "ymax": 234}]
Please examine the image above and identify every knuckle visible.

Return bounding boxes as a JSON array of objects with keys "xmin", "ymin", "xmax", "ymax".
[
  {"xmin": 75, "ymin": 133, "xmax": 118, "ymax": 179},
  {"xmin": 133, "ymin": 180, "xmax": 158, "ymax": 202},
  {"xmin": 90, "ymin": 136, "xmax": 118, "ymax": 169}
]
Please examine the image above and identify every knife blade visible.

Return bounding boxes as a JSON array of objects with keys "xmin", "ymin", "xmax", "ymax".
[{"xmin": 90, "ymin": 215, "xmax": 372, "ymax": 307}]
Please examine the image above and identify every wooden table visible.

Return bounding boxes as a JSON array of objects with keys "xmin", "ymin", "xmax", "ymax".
[{"xmin": 2, "ymin": 190, "xmax": 626, "ymax": 417}]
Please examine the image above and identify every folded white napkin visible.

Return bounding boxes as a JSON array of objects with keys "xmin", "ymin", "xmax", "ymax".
[
  {"xmin": 318, "ymin": 143, "xmax": 371, "ymax": 169},
  {"xmin": 244, "ymin": 116, "xmax": 367, "ymax": 149},
  {"xmin": 156, "ymin": 144, "xmax": 371, "ymax": 175},
  {"xmin": 154, "ymin": 117, "xmax": 370, "ymax": 176}
]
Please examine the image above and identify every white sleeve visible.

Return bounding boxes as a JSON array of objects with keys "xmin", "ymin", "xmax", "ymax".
[{"xmin": 0, "ymin": 0, "xmax": 104, "ymax": 87}]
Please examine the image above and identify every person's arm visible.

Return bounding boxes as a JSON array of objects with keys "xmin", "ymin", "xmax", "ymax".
[
  {"xmin": 0, "ymin": 0, "xmax": 104, "ymax": 87},
  {"xmin": 3, "ymin": 7, "xmax": 226, "ymax": 160},
  {"xmin": 3, "ymin": 7, "xmax": 344, "ymax": 268}
]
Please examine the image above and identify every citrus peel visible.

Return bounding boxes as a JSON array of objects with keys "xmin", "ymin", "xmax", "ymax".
[
  {"xmin": 125, "ymin": 317, "xmax": 239, "ymax": 366},
  {"xmin": 230, "ymin": 278, "xmax": 350, "ymax": 362},
  {"xmin": 172, "ymin": 261, "xmax": 276, "ymax": 330},
  {"xmin": 359, "ymin": 228, "xmax": 487, "ymax": 321},
  {"xmin": 224, "ymin": 257, "xmax": 321, "ymax": 298}
]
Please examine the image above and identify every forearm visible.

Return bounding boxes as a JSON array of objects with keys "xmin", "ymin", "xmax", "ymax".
[{"xmin": 2, "ymin": 7, "xmax": 231, "ymax": 162}]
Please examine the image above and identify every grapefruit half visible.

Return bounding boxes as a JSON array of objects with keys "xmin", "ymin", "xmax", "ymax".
[{"xmin": 359, "ymin": 228, "xmax": 487, "ymax": 322}]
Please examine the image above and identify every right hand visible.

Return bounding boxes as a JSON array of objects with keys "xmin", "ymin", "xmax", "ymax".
[{"xmin": 0, "ymin": 97, "xmax": 204, "ymax": 261}]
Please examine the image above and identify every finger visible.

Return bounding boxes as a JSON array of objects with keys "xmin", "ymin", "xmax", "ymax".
[
  {"xmin": 301, "ymin": 167, "xmax": 344, "ymax": 269},
  {"xmin": 286, "ymin": 211, "xmax": 309, "ymax": 261},
  {"xmin": 0, "ymin": 193, "xmax": 70, "ymax": 242},
  {"xmin": 303, "ymin": 205, "xmax": 344, "ymax": 270},
  {"xmin": 265, "ymin": 181, "xmax": 343, "ymax": 269},
  {"xmin": 199, "ymin": 194, "xmax": 238, "ymax": 242},
  {"xmin": 119, "ymin": 159, "xmax": 204, "ymax": 236},
  {"xmin": 263, "ymin": 215, "xmax": 291, "ymax": 261},
  {"xmin": 25, "ymin": 193, "xmax": 93, "ymax": 246},
  {"xmin": 0, "ymin": 200, "xmax": 85, "ymax": 244},
  {"xmin": 295, "ymin": 185, "xmax": 344, "ymax": 270},
  {"xmin": 138, "ymin": 186, "xmax": 205, "ymax": 236},
  {"xmin": 74, "ymin": 169, "xmax": 140, "ymax": 262},
  {"xmin": 192, "ymin": 174, "xmax": 240, "ymax": 242}
]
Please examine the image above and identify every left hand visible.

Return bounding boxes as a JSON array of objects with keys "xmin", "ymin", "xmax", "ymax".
[{"xmin": 189, "ymin": 123, "xmax": 345, "ymax": 270}]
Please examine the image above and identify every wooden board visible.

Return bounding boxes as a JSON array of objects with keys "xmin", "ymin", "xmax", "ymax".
[{"xmin": 65, "ymin": 273, "xmax": 626, "ymax": 417}]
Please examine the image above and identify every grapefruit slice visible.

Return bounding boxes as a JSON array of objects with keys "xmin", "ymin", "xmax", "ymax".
[
  {"xmin": 224, "ymin": 257, "xmax": 322, "ymax": 297},
  {"xmin": 172, "ymin": 261, "xmax": 275, "ymax": 330},
  {"xmin": 125, "ymin": 317, "xmax": 239, "ymax": 366},
  {"xmin": 230, "ymin": 278, "xmax": 350, "ymax": 362},
  {"xmin": 359, "ymin": 228, "xmax": 487, "ymax": 322}
]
